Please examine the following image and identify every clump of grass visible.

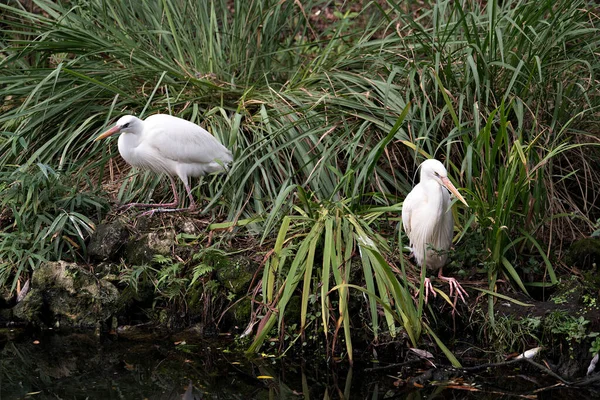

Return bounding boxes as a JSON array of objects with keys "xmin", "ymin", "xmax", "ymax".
[
  {"xmin": 482, "ymin": 315, "xmax": 542, "ymax": 359},
  {"xmin": 246, "ymin": 187, "xmax": 456, "ymax": 364},
  {"xmin": 0, "ymin": 163, "xmax": 106, "ymax": 291},
  {"xmin": 391, "ymin": 0, "xmax": 600, "ymax": 299}
]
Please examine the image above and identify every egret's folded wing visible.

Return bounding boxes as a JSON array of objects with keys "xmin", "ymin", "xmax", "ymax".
[{"xmin": 144, "ymin": 115, "xmax": 233, "ymax": 165}]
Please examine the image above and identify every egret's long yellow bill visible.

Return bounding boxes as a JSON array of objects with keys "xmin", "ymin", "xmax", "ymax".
[
  {"xmin": 94, "ymin": 125, "xmax": 121, "ymax": 141},
  {"xmin": 441, "ymin": 177, "xmax": 468, "ymax": 207}
]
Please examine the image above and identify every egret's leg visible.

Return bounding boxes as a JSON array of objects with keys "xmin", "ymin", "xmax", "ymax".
[
  {"xmin": 119, "ymin": 176, "xmax": 179, "ymax": 211},
  {"xmin": 138, "ymin": 178, "xmax": 197, "ymax": 217},
  {"xmin": 183, "ymin": 181, "xmax": 196, "ymax": 211},
  {"xmin": 437, "ymin": 268, "xmax": 468, "ymax": 304}
]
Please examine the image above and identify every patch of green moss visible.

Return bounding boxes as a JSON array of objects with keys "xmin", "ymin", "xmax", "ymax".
[
  {"xmin": 215, "ymin": 255, "xmax": 255, "ymax": 295},
  {"xmin": 566, "ymin": 238, "xmax": 600, "ymax": 271},
  {"xmin": 229, "ymin": 298, "xmax": 252, "ymax": 323},
  {"xmin": 12, "ymin": 289, "xmax": 44, "ymax": 324}
]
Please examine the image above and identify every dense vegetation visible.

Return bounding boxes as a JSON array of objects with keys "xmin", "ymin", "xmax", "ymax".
[{"xmin": 1, "ymin": 0, "xmax": 599, "ymax": 363}]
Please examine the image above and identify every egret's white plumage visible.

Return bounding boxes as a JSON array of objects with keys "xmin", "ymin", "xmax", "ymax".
[
  {"xmin": 402, "ymin": 159, "xmax": 468, "ymax": 303},
  {"xmin": 95, "ymin": 114, "xmax": 233, "ymax": 214}
]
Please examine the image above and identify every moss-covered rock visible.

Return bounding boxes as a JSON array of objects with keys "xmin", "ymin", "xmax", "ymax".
[
  {"xmin": 215, "ymin": 255, "xmax": 256, "ymax": 295},
  {"xmin": 125, "ymin": 229, "xmax": 176, "ymax": 265},
  {"xmin": 566, "ymin": 237, "xmax": 600, "ymax": 271},
  {"xmin": 0, "ymin": 307, "xmax": 12, "ymax": 323},
  {"xmin": 92, "ymin": 262, "xmax": 121, "ymax": 283},
  {"xmin": 12, "ymin": 261, "xmax": 120, "ymax": 329},
  {"xmin": 87, "ymin": 221, "xmax": 130, "ymax": 261},
  {"xmin": 12, "ymin": 289, "xmax": 45, "ymax": 325},
  {"xmin": 230, "ymin": 297, "xmax": 252, "ymax": 323},
  {"xmin": 0, "ymin": 285, "xmax": 12, "ymax": 307}
]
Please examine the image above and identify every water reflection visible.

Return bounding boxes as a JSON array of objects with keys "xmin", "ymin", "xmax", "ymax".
[{"xmin": 1, "ymin": 329, "xmax": 599, "ymax": 399}]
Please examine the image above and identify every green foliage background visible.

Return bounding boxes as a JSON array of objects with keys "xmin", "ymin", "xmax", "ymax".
[{"xmin": 1, "ymin": 0, "xmax": 599, "ymax": 359}]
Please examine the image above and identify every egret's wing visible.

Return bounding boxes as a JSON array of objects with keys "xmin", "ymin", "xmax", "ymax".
[
  {"xmin": 434, "ymin": 189, "xmax": 454, "ymax": 250},
  {"xmin": 401, "ymin": 184, "xmax": 437, "ymax": 247},
  {"xmin": 144, "ymin": 114, "xmax": 233, "ymax": 165},
  {"xmin": 401, "ymin": 186, "xmax": 420, "ymax": 238}
]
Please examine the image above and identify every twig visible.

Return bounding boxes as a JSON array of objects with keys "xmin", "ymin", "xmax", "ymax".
[
  {"xmin": 364, "ymin": 358, "xmax": 423, "ymax": 372},
  {"xmin": 522, "ymin": 358, "xmax": 572, "ymax": 385},
  {"xmin": 572, "ymin": 373, "xmax": 600, "ymax": 387},
  {"xmin": 459, "ymin": 357, "xmax": 526, "ymax": 372}
]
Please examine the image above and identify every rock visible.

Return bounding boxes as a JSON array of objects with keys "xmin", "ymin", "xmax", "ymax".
[
  {"xmin": 116, "ymin": 323, "xmax": 168, "ymax": 341},
  {"xmin": 176, "ymin": 218, "xmax": 200, "ymax": 235},
  {"xmin": 125, "ymin": 229, "xmax": 176, "ymax": 265},
  {"xmin": 215, "ymin": 255, "xmax": 256, "ymax": 295},
  {"xmin": 566, "ymin": 238, "xmax": 600, "ymax": 271},
  {"xmin": 87, "ymin": 221, "xmax": 129, "ymax": 261},
  {"xmin": 0, "ymin": 307, "xmax": 12, "ymax": 323},
  {"xmin": 171, "ymin": 323, "xmax": 205, "ymax": 342},
  {"xmin": 12, "ymin": 261, "xmax": 120, "ymax": 329},
  {"xmin": 0, "ymin": 286, "xmax": 12, "ymax": 306},
  {"xmin": 558, "ymin": 356, "xmax": 581, "ymax": 379},
  {"xmin": 92, "ymin": 262, "xmax": 121, "ymax": 282},
  {"xmin": 12, "ymin": 289, "xmax": 45, "ymax": 325}
]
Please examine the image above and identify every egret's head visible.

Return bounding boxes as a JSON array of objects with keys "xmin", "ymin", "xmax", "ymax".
[
  {"xmin": 420, "ymin": 159, "xmax": 448, "ymax": 184},
  {"xmin": 94, "ymin": 115, "xmax": 142, "ymax": 141},
  {"xmin": 419, "ymin": 159, "xmax": 468, "ymax": 207}
]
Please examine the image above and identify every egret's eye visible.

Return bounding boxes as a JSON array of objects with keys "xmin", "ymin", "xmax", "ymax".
[{"xmin": 123, "ymin": 123, "xmax": 130, "ymax": 128}]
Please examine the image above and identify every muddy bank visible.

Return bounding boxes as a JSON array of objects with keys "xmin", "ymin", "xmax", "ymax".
[{"xmin": 1, "ymin": 216, "xmax": 599, "ymax": 387}]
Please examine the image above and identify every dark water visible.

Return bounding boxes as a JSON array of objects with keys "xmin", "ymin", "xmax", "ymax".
[{"xmin": 1, "ymin": 328, "xmax": 599, "ymax": 399}]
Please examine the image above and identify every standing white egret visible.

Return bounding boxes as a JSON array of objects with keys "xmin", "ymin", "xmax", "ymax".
[
  {"xmin": 95, "ymin": 114, "xmax": 233, "ymax": 215},
  {"xmin": 401, "ymin": 159, "xmax": 469, "ymax": 303}
]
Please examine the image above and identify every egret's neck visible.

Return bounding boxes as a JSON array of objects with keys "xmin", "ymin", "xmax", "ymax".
[
  {"xmin": 117, "ymin": 131, "xmax": 143, "ymax": 165},
  {"xmin": 424, "ymin": 180, "xmax": 449, "ymax": 213}
]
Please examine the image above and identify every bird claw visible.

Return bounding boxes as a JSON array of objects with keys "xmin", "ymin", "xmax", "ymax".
[
  {"xmin": 116, "ymin": 202, "xmax": 180, "ymax": 216},
  {"xmin": 139, "ymin": 209, "xmax": 157, "ymax": 218},
  {"xmin": 414, "ymin": 276, "xmax": 468, "ymax": 307},
  {"xmin": 116, "ymin": 203, "xmax": 137, "ymax": 212},
  {"xmin": 139, "ymin": 207, "xmax": 193, "ymax": 217},
  {"xmin": 438, "ymin": 276, "xmax": 468, "ymax": 304},
  {"xmin": 424, "ymin": 277, "xmax": 436, "ymax": 304},
  {"xmin": 415, "ymin": 277, "xmax": 437, "ymax": 304}
]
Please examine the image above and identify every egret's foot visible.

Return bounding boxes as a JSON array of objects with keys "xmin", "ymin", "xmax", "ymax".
[
  {"xmin": 117, "ymin": 201, "xmax": 179, "ymax": 212},
  {"xmin": 438, "ymin": 275, "xmax": 468, "ymax": 304},
  {"xmin": 415, "ymin": 277, "xmax": 437, "ymax": 304},
  {"xmin": 117, "ymin": 204, "xmax": 135, "ymax": 212},
  {"xmin": 138, "ymin": 207, "xmax": 193, "ymax": 217}
]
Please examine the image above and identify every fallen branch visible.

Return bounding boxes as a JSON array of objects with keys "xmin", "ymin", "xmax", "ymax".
[
  {"xmin": 458, "ymin": 357, "xmax": 571, "ymax": 385},
  {"xmin": 364, "ymin": 359, "xmax": 423, "ymax": 372},
  {"xmin": 573, "ymin": 373, "xmax": 600, "ymax": 387},
  {"xmin": 401, "ymin": 356, "xmax": 592, "ymax": 390}
]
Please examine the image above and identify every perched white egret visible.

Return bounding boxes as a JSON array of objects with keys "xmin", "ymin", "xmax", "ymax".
[
  {"xmin": 95, "ymin": 114, "xmax": 233, "ymax": 215},
  {"xmin": 402, "ymin": 159, "xmax": 469, "ymax": 303}
]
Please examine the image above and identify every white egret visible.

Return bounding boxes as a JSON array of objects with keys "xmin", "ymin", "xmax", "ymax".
[
  {"xmin": 402, "ymin": 159, "xmax": 469, "ymax": 303},
  {"xmin": 95, "ymin": 114, "xmax": 233, "ymax": 215}
]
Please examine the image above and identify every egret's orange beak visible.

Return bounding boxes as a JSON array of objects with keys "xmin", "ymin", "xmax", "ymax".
[
  {"xmin": 94, "ymin": 125, "xmax": 121, "ymax": 142},
  {"xmin": 441, "ymin": 177, "xmax": 469, "ymax": 207}
]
